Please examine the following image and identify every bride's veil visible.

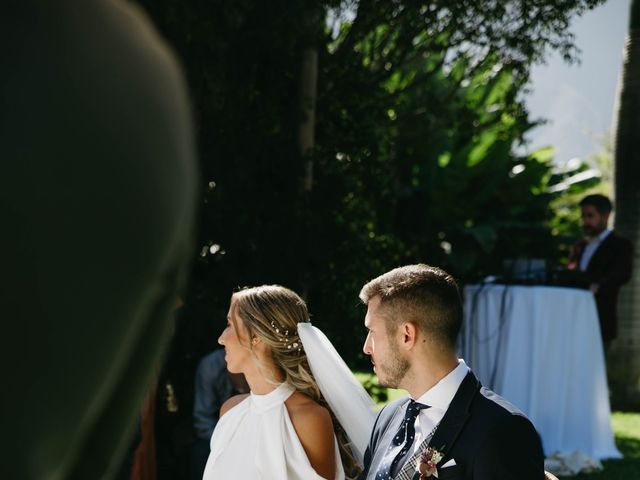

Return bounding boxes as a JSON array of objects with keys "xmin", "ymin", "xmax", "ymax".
[{"xmin": 298, "ymin": 322, "xmax": 376, "ymax": 464}]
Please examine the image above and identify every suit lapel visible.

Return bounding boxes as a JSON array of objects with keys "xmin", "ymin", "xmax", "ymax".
[
  {"xmin": 429, "ymin": 371, "xmax": 479, "ymax": 455},
  {"xmin": 367, "ymin": 399, "xmax": 410, "ymax": 479},
  {"xmin": 586, "ymin": 232, "xmax": 614, "ymax": 274},
  {"xmin": 395, "ymin": 371, "xmax": 480, "ymax": 480}
]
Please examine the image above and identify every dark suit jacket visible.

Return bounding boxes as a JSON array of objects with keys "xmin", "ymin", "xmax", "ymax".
[
  {"xmin": 568, "ymin": 232, "xmax": 633, "ymax": 341},
  {"xmin": 360, "ymin": 371, "xmax": 544, "ymax": 480}
]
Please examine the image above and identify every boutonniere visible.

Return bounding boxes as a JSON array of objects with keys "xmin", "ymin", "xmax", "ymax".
[{"xmin": 416, "ymin": 446, "xmax": 445, "ymax": 478}]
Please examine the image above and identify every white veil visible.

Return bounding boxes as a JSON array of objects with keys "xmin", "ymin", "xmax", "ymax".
[{"xmin": 297, "ymin": 322, "xmax": 376, "ymax": 464}]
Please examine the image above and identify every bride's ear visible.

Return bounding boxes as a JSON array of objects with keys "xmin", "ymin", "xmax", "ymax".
[{"xmin": 250, "ymin": 336, "xmax": 271, "ymax": 357}]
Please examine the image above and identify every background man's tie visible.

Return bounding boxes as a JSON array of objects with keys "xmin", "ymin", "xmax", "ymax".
[{"xmin": 375, "ymin": 400, "xmax": 429, "ymax": 479}]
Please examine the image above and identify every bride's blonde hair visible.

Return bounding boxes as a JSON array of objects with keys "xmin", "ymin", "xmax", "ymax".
[{"xmin": 231, "ymin": 285, "xmax": 361, "ymax": 478}]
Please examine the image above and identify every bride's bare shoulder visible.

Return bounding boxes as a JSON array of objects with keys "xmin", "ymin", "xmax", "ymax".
[
  {"xmin": 285, "ymin": 392, "xmax": 336, "ymax": 478},
  {"xmin": 285, "ymin": 391, "xmax": 331, "ymax": 423},
  {"xmin": 220, "ymin": 393, "xmax": 249, "ymax": 417}
]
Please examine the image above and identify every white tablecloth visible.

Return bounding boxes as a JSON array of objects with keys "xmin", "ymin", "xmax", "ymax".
[{"xmin": 459, "ymin": 284, "xmax": 621, "ymax": 460}]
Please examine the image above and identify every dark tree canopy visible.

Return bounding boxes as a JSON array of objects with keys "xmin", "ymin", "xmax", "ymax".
[{"xmin": 136, "ymin": 0, "xmax": 603, "ymax": 364}]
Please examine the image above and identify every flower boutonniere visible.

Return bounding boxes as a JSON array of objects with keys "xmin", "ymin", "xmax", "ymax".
[{"xmin": 416, "ymin": 446, "xmax": 445, "ymax": 478}]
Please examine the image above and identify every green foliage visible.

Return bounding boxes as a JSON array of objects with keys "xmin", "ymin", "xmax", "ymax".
[
  {"xmin": 310, "ymin": 9, "xmax": 599, "ymax": 366},
  {"xmin": 566, "ymin": 412, "xmax": 640, "ymax": 479},
  {"xmin": 354, "ymin": 372, "xmax": 389, "ymax": 404},
  {"xmin": 138, "ymin": 0, "xmax": 606, "ymax": 370}
]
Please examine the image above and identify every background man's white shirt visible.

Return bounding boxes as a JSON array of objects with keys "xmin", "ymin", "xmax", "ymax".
[{"xmin": 580, "ymin": 228, "xmax": 611, "ymax": 271}]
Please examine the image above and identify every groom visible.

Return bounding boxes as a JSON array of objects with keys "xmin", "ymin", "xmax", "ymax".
[{"xmin": 359, "ymin": 264, "xmax": 544, "ymax": 480}]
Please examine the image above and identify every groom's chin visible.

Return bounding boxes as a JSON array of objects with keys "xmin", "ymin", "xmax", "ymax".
[
  {"xmin": 376, "ymin": 376, "xmax": 395, "ymax": 390},
  {"xmin": 377, "ymin": 374, "xmax": 402, "ymax": 390}
]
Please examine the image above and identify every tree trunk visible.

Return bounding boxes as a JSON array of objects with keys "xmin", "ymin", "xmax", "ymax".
[
  {"xmin": 609, "ymin": 0, "xmax": 640, "ymax": 409},
  {"xmin": 299, "ymin": 47, "xmax": 318, "ymax": 192},
  {"xmin": 298, "ymin": 46, "xmax": 318, "ymax": 301}
]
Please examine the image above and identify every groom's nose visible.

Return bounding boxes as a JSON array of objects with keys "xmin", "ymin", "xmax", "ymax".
[{"xmin": 363, "ymin": 333, "xmax": 372, "ymax": 355}]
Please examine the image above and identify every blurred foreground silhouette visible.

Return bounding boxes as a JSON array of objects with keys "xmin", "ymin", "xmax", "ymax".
[{"xmin": 0, "ymin": 2, "xmax": 198, "ymax": 479}]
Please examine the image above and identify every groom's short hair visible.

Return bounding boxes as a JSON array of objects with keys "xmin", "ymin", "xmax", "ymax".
[{"xmin": 359, "ymin": 264, "xmax": 462, "ymax": 349}]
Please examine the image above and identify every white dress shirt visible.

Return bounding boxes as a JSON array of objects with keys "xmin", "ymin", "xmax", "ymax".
[
  {"xmin": 411, "ymin": 359, "xmax": 470, "ymax": 454},
  {"xmin": 580, "ymin": 228, "xmax": 611, "ymax": 272}
]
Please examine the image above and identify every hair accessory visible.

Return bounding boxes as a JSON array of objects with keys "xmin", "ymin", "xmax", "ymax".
[{"xmin": 270, "ymin": 320, "xmax": 302, "ymax": 353}]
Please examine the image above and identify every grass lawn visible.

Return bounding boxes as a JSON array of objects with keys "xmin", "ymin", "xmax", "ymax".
[
  {"xmin": 356, "ymin": 373, "xmax": 640, "ymax": 479},
  {"xmin": 564, "ymin": 412, "xmax": 640, "ymax": 479}
]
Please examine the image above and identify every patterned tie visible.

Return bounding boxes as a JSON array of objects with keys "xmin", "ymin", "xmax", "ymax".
[{"xmin": 375, "ymin": 400, "xmax": 429, "ymax": 480}]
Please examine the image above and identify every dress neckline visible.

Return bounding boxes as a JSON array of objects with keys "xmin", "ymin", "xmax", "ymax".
[{"xmin": 250, "ymin": 382, "xmax": 295, "ymax": 413}]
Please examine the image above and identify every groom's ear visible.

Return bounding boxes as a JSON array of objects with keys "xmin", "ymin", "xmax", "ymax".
[{"xmin": 399, "ymin": 322, "xmax": 418, "ymax": 350}]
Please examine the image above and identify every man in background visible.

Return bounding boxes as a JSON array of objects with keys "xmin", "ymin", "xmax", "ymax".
[{"xmin": 568, "ymin": 194, "xmax": 633, "ymax": 349}]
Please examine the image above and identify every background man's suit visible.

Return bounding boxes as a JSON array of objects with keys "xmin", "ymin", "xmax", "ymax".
[
  {"xmin": 568, "ymin": 232, "xmax": 633, "ymax": 342},
  {"xmin": 360, "ymin": 371, "xmax": 544, "ymax": 480}
]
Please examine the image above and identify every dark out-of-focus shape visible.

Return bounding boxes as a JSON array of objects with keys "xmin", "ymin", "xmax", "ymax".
[{"xmin": 0, "ymin": 1, "xmax": 198, "ymax": 479}]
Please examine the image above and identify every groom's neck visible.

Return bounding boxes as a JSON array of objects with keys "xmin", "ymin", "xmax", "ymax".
[{"xmin": 403, "ymin": 352, "xmax": 459, "ymax": 399}]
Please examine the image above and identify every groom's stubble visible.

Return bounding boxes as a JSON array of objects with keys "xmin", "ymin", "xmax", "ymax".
[{"xmin": 377, "ymin": 333, "xmax": 410, "ymax": 389}]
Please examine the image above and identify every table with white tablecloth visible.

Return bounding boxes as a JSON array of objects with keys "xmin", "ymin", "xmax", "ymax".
[{"xmin": 458, "ymin": 284, "xmax": 621, "ymax": 460}]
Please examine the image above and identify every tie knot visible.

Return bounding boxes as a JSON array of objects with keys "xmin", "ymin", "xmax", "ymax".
[{"xmin": 405, "ymin": 400, "xmax": 428, "ymax": 419}]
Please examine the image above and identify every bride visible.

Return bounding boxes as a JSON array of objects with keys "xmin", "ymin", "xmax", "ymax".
[{"xmin": 202, "ymin": 285, "xmax": 375, "ymax": 480}]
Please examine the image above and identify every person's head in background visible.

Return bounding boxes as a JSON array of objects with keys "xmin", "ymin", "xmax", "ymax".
[{"xmin": 579, "ymin": 194, "xmax": 612, "ymax": 238}]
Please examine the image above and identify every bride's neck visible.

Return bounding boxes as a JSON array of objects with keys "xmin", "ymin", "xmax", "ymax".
[{"xmin": 244, "ymin": 360, "xmax": 285, "ymax": 395}]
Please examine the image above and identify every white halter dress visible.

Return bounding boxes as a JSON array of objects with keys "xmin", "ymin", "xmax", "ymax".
[{"xmin": 202, "ymin": 382, "xmax": 345, "ymax": 480}]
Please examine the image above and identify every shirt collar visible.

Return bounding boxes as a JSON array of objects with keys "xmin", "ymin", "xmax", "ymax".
[
  {"xmin": 598, "ymin": 228, "xmax": 612, "ymax": 242},
  {"xmin": 414, "ymin": 359, "xmax": 469, "ymax": 411},
  {"xmin": 589, "ymin": 228, "xmax": 611, "ymax": 243}
]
